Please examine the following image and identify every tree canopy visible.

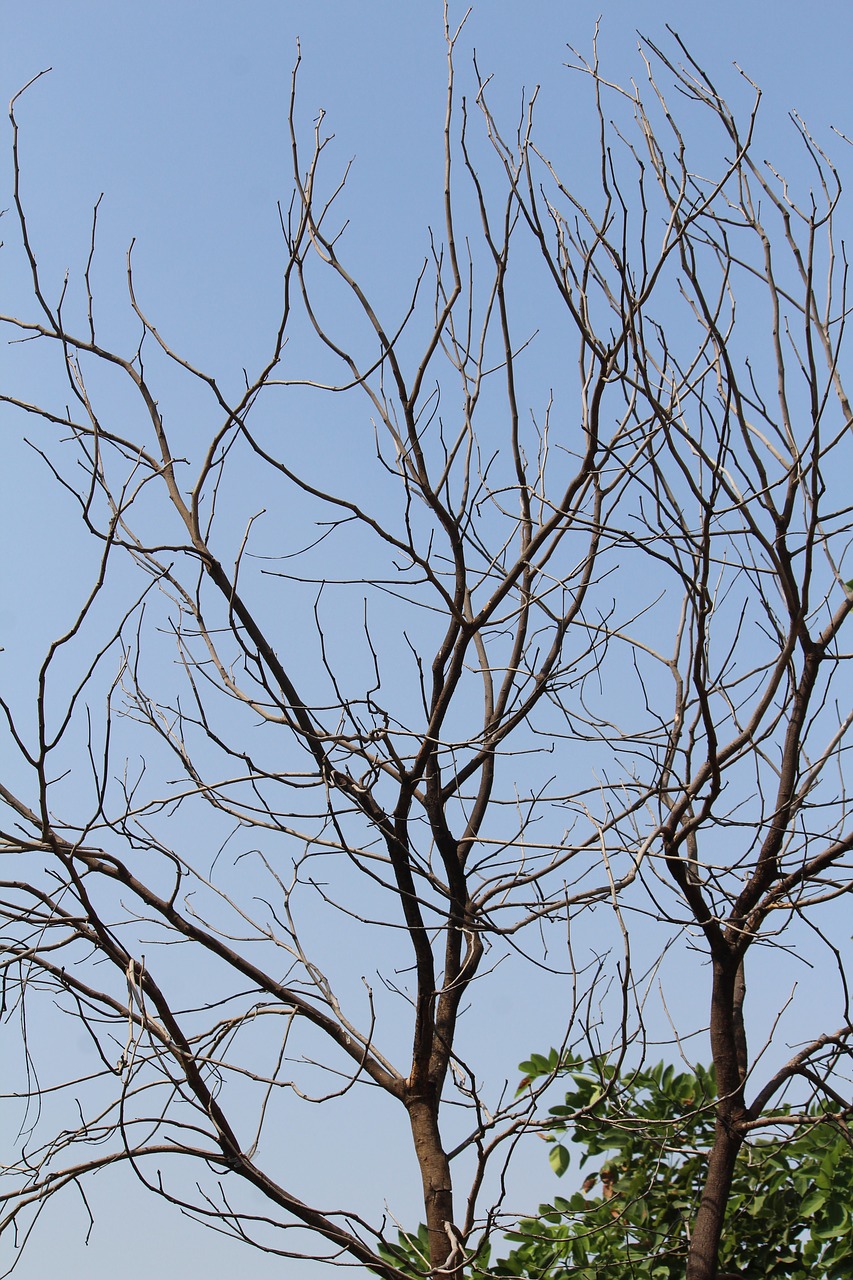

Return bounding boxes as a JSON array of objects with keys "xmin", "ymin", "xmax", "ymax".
[{"xmin": 1, "ymin": 11, "xmax": 852, "ymax": 1280}]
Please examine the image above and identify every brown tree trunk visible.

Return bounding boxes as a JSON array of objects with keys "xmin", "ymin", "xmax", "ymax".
[
  {"xmin": 406, "ymin": 1095, "xmax": 457, "ymax": 1276},
  {"xmin": 687, "ymin": 955, "xmax": 748, "ymax": 1280},
  {"xmin": 686, "ymin": 1120, "xmax": 743, "ymax": 1280}
]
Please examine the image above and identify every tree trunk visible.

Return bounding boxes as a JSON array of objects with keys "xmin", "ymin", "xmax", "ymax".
[
  {"xmin": 686, "ymin": 1119, "xmax": 743, "ymax": 1280},
  {"xmin": 406, "ymin": 1095, "xmax": 457, "ymax": 1276},
  {"xmin": 687, "ymin": 955, "xmax": 748, "ymax": 1279}
]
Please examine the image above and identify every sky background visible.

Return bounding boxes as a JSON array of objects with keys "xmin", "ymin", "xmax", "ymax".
[{"xmin": 1, "ymin": 2, "xmax": 852, "ymax": 1278}]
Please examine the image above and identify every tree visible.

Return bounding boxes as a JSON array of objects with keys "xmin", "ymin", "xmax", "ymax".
[{"xmin": 1, "ymin": 13, "xmax": 852, "ymax": 1280}]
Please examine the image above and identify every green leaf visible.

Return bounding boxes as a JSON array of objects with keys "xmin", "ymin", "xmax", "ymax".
[
  {"xmin": 549, "ymin": 1143, "xmax": 570, "ymax": 1176},
  {"xmin": 800, "ymin": 1186, "xmax": 826, "ymax": 1216},
  {"xmin": 813, "ymin": 1197, "xmax": 847, "ymax": 1238}
]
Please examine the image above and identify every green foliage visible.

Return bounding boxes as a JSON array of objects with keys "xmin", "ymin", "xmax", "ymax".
[
  {"xmin": 377, "ymin": 1057, "xmax": 853, "ymax": 1279},
  {"xmin": 376, "ymin": 1224, "xmax": 493, "ymax": 1279},
  {"xmin": 376, "ymin": 1223, "xmax": 434, "ymax": 1276},
  {"xmin": 494, "ymin": 1055, "xmax": 853, "ymax": 1279}
]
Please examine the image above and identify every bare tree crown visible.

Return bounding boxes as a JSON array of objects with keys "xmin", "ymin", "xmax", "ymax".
[{"xmin": 1, "ymin": 18, "xmax": 851, "ymax": 1280}]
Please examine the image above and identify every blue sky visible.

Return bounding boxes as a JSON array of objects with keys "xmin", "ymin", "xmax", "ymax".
[{"xmin": 1, "ymin": 3, "xmax": 852, "ymax": 1278}]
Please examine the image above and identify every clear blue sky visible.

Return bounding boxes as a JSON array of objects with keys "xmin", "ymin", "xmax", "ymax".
[{"xmin": 1, "ymin": 3, "xmax": 851, "ymax": 1277}]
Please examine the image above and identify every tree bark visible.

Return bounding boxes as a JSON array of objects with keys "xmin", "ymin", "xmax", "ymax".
[
  {"xmin": 406, "ymin": 1095, "xmax": 457, "ymax": 1276},
  {"xmin": 686, "ymin": 1120, "xmax": 744, "ymax": 1280},
  {"xmin": 687, "ymin": 954, "xmax": 748, "ymax": 1280}
]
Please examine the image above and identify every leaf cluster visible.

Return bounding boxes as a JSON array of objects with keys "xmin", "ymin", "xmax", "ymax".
[{"xmin": 498, "ymin": 1056, "xmax": 853, "ymax": 1279}]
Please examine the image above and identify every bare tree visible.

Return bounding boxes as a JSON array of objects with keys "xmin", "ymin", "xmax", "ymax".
[{"xmin": 1, "ymin": 15, "xmax": 851, "ymax": 1280}]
